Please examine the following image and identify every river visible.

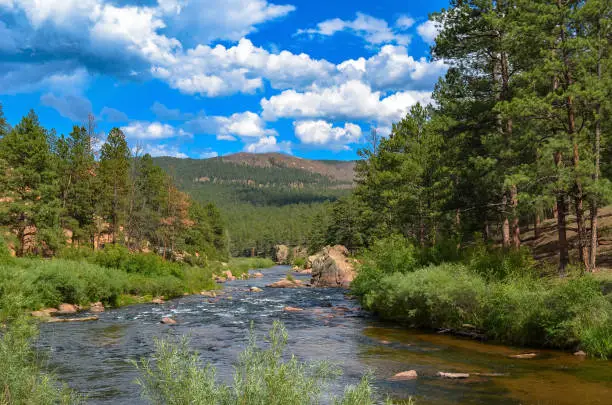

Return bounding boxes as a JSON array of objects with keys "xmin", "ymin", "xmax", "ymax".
[{"xmin": 38, "ymin": 265, "xmax": 612, "ymax": 404}]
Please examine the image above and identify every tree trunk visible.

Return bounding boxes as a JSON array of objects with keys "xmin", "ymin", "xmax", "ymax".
[
  {"xmin": 588, "ymin": 38, "xmax": 602, "ymax": 272},
  {"xmin": 502, "ymin": 194, "xmax": 511, "ymax": 248},
  {"xmin": 511, "ymin": 185, "xmax": 520, "ymax": 249},
  {"xmin": 534, "ymin": 213, "xmax": 541, "ymax": 239},
  {"xmin": 557, "ymin": 192, "xmax": 569, "ymax": 274}
]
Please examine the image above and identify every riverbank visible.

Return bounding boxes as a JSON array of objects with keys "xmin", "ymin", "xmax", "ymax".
[{"xmin": 351, "ymin": 237, "xmax": 612, "ymax": 359}]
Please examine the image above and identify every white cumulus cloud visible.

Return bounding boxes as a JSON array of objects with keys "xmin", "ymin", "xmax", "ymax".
[
  {"xmin": 122, "ymin": 121, "xmax": 191, "ymax": 140},
  {"xmin": 417, "ymin": 20, "xmax": 442, "ymax": 45},
  {"xmin": 244, "ymin": 135, "xmax": 291, "ymax": 153},
  {"xmin": 294, "ymin": 120, "xmax": 362, "ymax": 150}
]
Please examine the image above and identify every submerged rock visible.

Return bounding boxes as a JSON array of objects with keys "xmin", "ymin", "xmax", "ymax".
[
  {"xmin": 389, "ymin": 370, "xmax": 418, "ymax": 381},
  {"xmin": 437, "ymin": 372, "xmax": 470, "ymax": 379},
  {"xmin": 574, "ymin": 350, "xmax": 587, "ymax": 357},
  {"xmin": 47, "ymin": 316, "xmax": 98, "ymax": 323},
  {"xmin": 509, "ymin": 353, "xmax": 537, "ymax": 359},
  {"xmin": 310, "ymin": 245, "xmax": 356, "ymax": 288},
  {"xmin": 283, "ymin": 306, "xmax": 304, "ymax": 312}
]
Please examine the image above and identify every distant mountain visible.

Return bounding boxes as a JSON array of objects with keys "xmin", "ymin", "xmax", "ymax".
[
  {"xmin": 220, "ymin": 153, "xmax": 356, "ymax": 183},
  {"xmin": 152, "ymin": 153, "xmax": 355, "ymax": 256}
]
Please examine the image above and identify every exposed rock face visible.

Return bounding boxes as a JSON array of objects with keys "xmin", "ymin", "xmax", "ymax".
[
  {"xmin": 310, "ymin": 245, "xmax": 356, "ymax": 288},
  {"xmin": 274, "ymin": 244, "xmax": 290, "ymax": 264}
]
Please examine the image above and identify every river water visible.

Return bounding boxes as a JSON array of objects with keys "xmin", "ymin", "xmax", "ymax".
[{"xmin": 38, "ymin": 266, "xmax": 612, "ymax": 404}]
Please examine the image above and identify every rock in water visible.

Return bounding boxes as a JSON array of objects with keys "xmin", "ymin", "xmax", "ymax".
[
  {"xmin": 267, "ymin": 278, "xmax": 303, "ymax": 288},
  {"xmin": 437, "ymin": 372, "xmax": 470, "ymax": 379},
  {"xmin": 389, "ymin": 370, "xmax": 418, "ymax": 381},
  {"xmin": 57, "ymin": 303, "xmax": 78, "ymax": 314},
  {"xmin": 249, "ymin": 286, "xmax": 263, "ymax": 292},
  {"xmin": 90, "ymin": 302, "xmax": 105, "ymax": 313},
  {"xmin": 310, "ymin": 245, "xmax": 356, "ymax": 288},
  {"xmin": 161, "ymin": 317, "xmax": 177, "ymax": 325},
  {"xmin": 283, "ymin": 306, "xmax": 304, "ymax": 312},
  {"xmin": 509, "ymin": 353, "xmax": 537, "ymax": 359}
]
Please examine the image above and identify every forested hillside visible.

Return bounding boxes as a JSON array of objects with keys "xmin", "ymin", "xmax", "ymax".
[
  {"xmin": 153, "ymin": 154, "xmax": 354, "ymax": 256},
  {"xmin": 0, "ymin": 108, "xmax": 228, "ymax": 261}
]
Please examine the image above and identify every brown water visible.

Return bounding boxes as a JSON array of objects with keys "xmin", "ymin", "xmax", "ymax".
[{"xmin": 38, "ymin": 266, "xmax": 612, "ymax": 404}]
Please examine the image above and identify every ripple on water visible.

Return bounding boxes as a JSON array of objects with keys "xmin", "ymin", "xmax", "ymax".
[{"xmin": 37, "ymin": 266, "xmax": 612, "ymax": 405}]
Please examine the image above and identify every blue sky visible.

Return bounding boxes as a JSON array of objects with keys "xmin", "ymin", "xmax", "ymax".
[{"xmin": 0, "ymin": 0, "xmax": 449, "ymax": 160}]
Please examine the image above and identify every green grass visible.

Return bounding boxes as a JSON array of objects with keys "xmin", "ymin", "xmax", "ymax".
[
  {"xmin": 226, "ymin": 257, "xmax": 276, "ymax": 278},
  {"xmin": 135, "ymin": 321, "xmax": 391, "ymax": 405}
]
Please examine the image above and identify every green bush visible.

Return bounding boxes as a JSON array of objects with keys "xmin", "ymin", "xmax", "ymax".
[
  {"xmin": 292, "ymin": 256, "xmax": 306, "ymax": 269},
  {"xmin": 356, "ymin": 260, "xmax": 612, "ymax": 359},
  {"xmin": 467, "ymin": 244, "xmax": 537, "ymax": 280},
  {"xmin": 228, "ymin": 257, "xmax": 275, "ymax": 278},
  {"xmin": 0, "ymin": 317, "xmax": 82, "ymax": 404},
  {"xmin": 135, "ymin": 321, "xmax": 388, "ymax": 405}
]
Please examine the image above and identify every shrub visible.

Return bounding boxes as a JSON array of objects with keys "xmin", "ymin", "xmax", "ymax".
[
  {"xmin": 0, "ymin": 317, "xmax": 82, "ymax": 405},
  {"xmin": 466, "ymin": 244, "xmax": 536, "ymax": 281},
  {"xmin": 292, "ymin": 256, "xmax": 307, "ymax": 269},
  {"xmin": 135, "ymin": 321, "xmax": 387, "ymax": 405}
]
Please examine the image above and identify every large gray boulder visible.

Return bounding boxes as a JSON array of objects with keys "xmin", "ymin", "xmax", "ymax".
[{"xmin": 310, "ymin": 245, "xmax": 356, "ymax": 288}]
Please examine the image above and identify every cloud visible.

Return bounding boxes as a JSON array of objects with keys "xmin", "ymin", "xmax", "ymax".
[
  {"xmin": 395, "ymin": 15, "xmax": 415, "ymax": 29},
  {"xmin": 151, "ymin": 38, "xmax": 335, "ymax": 96},
  {"xmin": 338, "ymin": 45, "xmax": 447, "ymax": 91},
  {"xmin": 296, "ymin": 12, "xmax": 410, "ymax": 46},
  {"xmin": 293, "ymin": 120, "xmax": 361, "ymax": 151},
  {"xmin": 185, "ymin": 110, "xmax": 275, "ymax": 141},
  {"xmin": 121, "ymin": 121, "xmax": 191, "ymax": 140},
  {"xmin": 40, "ymin": 93, "xmax": 92, "ymax": 122},
  {"xmin": 199, "ymin": 150, "xmax": 219, "ymax": 159},
  {"xmin": 0, "ymin": 62, "xmax": 89, "ymax": 95},
  {"xmin": 160, "ymin": 0, "xmax": 295, "ymax": 45},
  {"xmin": 261, "ymin": 80, "xmax": 433, "ymax": 125},
  {"xmin": 100, "ymin": 106, "xmax": 128, "ymax": 122},
  {"xmin": 417, "ymin": 20, "xmax": 442, "ymax": 45},
  {"xmin": 244, "ymin": 135, "xmax": 291, "ymax": 153},
  {"xmin": 150, "ymin": 101, "xmax": 193, "ymax": 120},
  {"xmin": 134, "ymin": 143, "xmax": 188, "ymax": 158}
]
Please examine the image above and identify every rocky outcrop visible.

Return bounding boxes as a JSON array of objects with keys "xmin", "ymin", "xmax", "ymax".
[
  {"xmin": 310, "ymin": 245, "xmax": 356, "ymax": 288},
  {"xmin": 274, "ymin": 244, "xmax": 290, "ymax": 264}
]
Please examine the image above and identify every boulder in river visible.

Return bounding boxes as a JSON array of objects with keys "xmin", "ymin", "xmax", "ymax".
[
  {"xmin": 58, "ymin": 303, "xmax": 78, "ymax": 314},
  {"xmin": 310, "ymin": 245, "xmax": 356, "ymax": 288},
  {"xmin": 389, "ymin": 370, "xmax": 418, "ymax": 381},
  {"xmin": 249, "ymin": 286, "xmax": 263, "ymax": 292},
  {"xmin": 224, "ymin": 270, "xmax": 236, "ymax": 281},
  {"xmin": 151, "ymin": 297, "xmax": 165, "ymax": 304},
  {"xmin": 161, "ymin": 317, "xmax": 177, "ymax": 325},
  {"xmin": 31, "ymin": 308, "xmax": 58, "ymax": 318},
  {"xmin": 252, "ymin": 272, "xmax": 264, "ymax": 278},
  {"xmin": 201, "ymin": 291, "xmax": 217, "ymax": 298},
  {"xmin": 437, "ymin": 372, "xmax": 470, "ymax": 379},
  {"xmin": 267, "ymin": 278, "xmax": 304, "ymax": 288},
  {"xmin": 90, "ymin": 302, "xmax": 105, "ymax": 313},
  {"xmin": 283, "ymin": 306, "xmax": 304, "ymax": 312}
]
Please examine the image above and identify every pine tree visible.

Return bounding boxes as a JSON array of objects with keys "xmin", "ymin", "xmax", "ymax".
[
  {"xmin": 99, "ymin": 128, "xmax": 130, "ymax": 244},
  {"xmin": 0, "ymin": 110, "xmax": 61, "ymax": 255}
]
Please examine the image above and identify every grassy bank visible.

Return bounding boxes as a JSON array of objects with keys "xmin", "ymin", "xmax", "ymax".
[
  {"xmin": 135, "ymin": 321, "xmax": 392, "ymax": 405},
  {"xmin": 225, "ymin": 257, "xmax": 276, "ymax": 278},
  {"xmin": 353, "ymin": 237, "xmax": 612, "ymax": 359},
  {"xmin": 0, "ymin": 245, "xmax": 222, "ymax": 314}
]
